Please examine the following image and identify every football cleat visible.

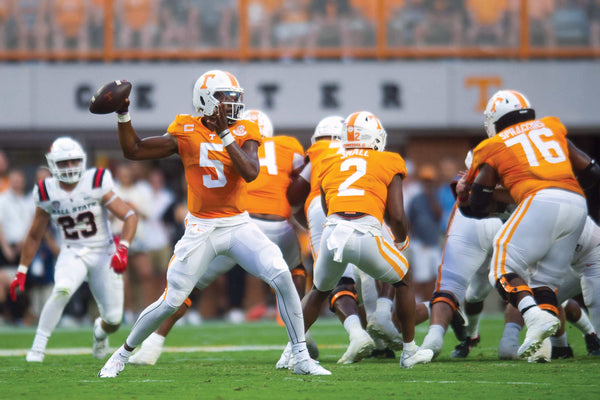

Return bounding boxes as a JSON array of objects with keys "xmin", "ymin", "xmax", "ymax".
[
  {"xmin": 92, "ymin": 318, "xmax": 109, "ymax": 359},
  {"xmin": 26, "ymin": 350, "xmax": 45, "ymax": 362},
  {"xmin": 367, "ymin": 311, "xmax": 404, "ymax": 351},
  {"xmin": 528, "ymin": 337, "xmax": 552, "ymax": 363},
  {"xmin": 98, "ymin": 352, "xmax": 127, "ymax": 378},
  {"xmin": 585, "ymin": 333, "xmax": 600, "ymax": 356},
  {"xmin": 337, "ymin": 330, "xmax": 375, "ymax": 364},
  {"xmin": 294, "ymin": 358, "xmax": 332, "ymax": 376},
  {"xmin": 400, "ymin": 347, "xmax": 434, "ymax": 369},
  {"xmin": 518, "ymin": 308, "xmax": 560, "ymax": 358},
  {"xmin": 551, "ymin": 345, "xmax": 574, "ymax": 359},
  {"xmin": 276, "ymin": 342, "xmax": 293, "ymax": 370},
  {"xmin": 451, "ymin": 335, "xmax": 480, "ymax": 359}
]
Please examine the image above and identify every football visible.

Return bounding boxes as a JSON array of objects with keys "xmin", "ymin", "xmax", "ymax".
[{"xmin": 89, "ymin": 80, "xmax": 132, "ymax": 114}]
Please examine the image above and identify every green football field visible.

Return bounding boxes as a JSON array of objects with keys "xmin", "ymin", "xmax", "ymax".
[{"xmin": 1, "ymin": 315, "xmax": 598, "ymax": 400}]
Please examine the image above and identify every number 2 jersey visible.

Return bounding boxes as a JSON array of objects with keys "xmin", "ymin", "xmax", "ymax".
[
  {"xmin": 319, "ymin": 148, "xmax": 407, "ymax": 224},
  {"xmin": 167, "ymin": 114, "xmax": 262, "ymax": 219},
  {"xmin": 467, "ymin": 116, "xmax": 583, "ymax": 204},
  {"xmin": 34, "ymin": 168, "xmax": 114, "ymax": 248}
]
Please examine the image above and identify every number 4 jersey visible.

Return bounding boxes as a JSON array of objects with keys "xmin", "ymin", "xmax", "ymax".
[
  {"xmin": 468, "ymin": 116, "xmax": 583, "ymax": 204},
  {"xmin": 34, "ymin": 168, "xmax": 114, "ymax": 248}
]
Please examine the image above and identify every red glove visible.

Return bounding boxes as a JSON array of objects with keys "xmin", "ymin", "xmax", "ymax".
[
  {"xmin": 111, "ymin": 241, "xmax": 129, "ymax": 274},
  {"xmin": 9, "ymin": 265, "xmax": 28, "ymax": 301}
]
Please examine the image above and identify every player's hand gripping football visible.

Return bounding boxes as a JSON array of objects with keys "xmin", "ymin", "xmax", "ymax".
[
  {"xmin": 110, "ymin": 242, "xmax": 129, "ymax": 274},
  {"xmin": 9, "ymin": 265, "xmax": 28, "ymax": 301}
]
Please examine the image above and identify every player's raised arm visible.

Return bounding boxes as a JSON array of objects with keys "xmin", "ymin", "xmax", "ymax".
[{"xmin": 116, "ymin": 99, "xmax": 179, "ymax": 160}]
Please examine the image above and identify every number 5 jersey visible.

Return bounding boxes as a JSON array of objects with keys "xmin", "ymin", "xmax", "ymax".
[{"xmin": 34, "ymin": 168, "xmax": 115, "ymax": 248}]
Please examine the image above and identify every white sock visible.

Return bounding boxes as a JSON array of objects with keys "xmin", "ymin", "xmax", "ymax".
[
  {"xmin": 343, "ymin": 314, "xmax": 363, "ymax": 338},
  {"xmin": 94, "ymin": 320, "xmax": 108, "ymax": 340},
  {"xmin": 466, "ymin": 313, "xmax": 481, "ymax": 339},
  {"xmin": 375, "ymin": 298, "xmax": 393, "ymax": 315},
  {"xmin": 147, "ymin": 332, "xmax": 166, "ymax": 346},
  {"xmin": 421, "ymin": 324, "xmax": 445, "ymax": 350},
  {"xmin": 502, "ymin": 322, "xmax": 522, "ymax": 340},
  {"xmin": 117, "ymin": 345, "xmax": 132, "ymax": 360},
  {"xmin": 31, "ymin": 333, "xmax": 49, "ymax": 353},
  {"xmin": 291, "ymin": 342, "xmax": 309, "ymax": 361},
  {"xmin": 517, "ymin": 296, "xmax": 537, "ymax": 314},
  {"xmin": 550, "ymin": 332, "xmax": 568, "ymax": 347},
  {"xmin": 403, "ymin": 340, "xmax": 417, "ymax": 353},
  {"xmin": 573, "ymin": 310, "xmax": 595, "ymax": 335},
  {"xmin": 35, "ymin": 289, "xmax": 72, "ymax": 346}
]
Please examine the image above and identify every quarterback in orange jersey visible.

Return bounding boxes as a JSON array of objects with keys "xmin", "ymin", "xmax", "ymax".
[
  {"xmin": 126, "ymin": 109, "xmax": 316, "ymax": 366},
  {"xmin": 459, "ymin": 89, "xmax": 600, "ymax": 359},
  {"xmin": 98, "ymin": 70, "xmax": 329, "ymax": 378},
  {"xmin": 293, "ymin": 111, "xmax": 433, "ymax": 369}
]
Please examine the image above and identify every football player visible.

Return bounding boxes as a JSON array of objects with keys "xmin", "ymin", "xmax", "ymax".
[
  {"xmin": 98, "ymin": 71, "xmax": 328, "ymax": 377},
  {"xmin": 459, "ymin": 89, "xmax": 599, "ymax": 358},
  {"xmin": 9, "ymin": 136, "xmax": 138, "ymax": 362},
  {"xmin": 420, "ymin": 151, "xmax": 507, "ymax": 359},
  {"xmin": 284, "ymin": 110, "xmax": 432, "ymax": 369},
  {"xmin": 127, "ymin": 109, "xmax": 316, "ymax": 366},
  {"xmin": 283, "ymin": 116, "xmax": 403, "ymax": 366}
]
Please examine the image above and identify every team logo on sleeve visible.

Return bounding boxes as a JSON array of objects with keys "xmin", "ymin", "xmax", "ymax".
[
  {"xmin": 233, "ymin": 125, "xmax": 247, "ymax": 136},
  {"xmin": 52, "ymin": 201, "xmax": 61, "ymax": 210}
]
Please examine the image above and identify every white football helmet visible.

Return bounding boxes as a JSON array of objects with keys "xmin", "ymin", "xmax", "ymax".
[
  {"xmin": 343, "ymin": 111, "xmax": 387, "ymax": 151},
  {"xmin": 46, "ymin": 137, "xmax": 87, "ymax": 184},
  {"xmin": 311, "ymin": 116, "xmax": 344, "ymax": 144},
  {"xmin": 484, "ymin": 89, "xmax": 532, "ymax": 137},
  {"xmin": 241, "ymin": 109, "xmax": 273, "ymax": 137},
  {"xmin": 192, "ymin": 70, "xmax": 244, "ymax": 122}
]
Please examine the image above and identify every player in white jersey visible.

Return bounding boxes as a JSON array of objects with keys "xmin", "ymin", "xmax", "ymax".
[{"xmin": 9, "ymin": 137, "xmax": 138, "ymax": 362}]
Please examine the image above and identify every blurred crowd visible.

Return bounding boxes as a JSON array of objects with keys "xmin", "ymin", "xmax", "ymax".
[
  {"xmin": 0, "ymin": 147, "xmax": 461, "ymax": 327},
  {"xmin": 1, "ymin": 0, "xmax": 600, "ymax": 56}
]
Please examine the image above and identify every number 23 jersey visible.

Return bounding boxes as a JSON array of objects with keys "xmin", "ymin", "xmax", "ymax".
[
  {"xmin": 468, "ymin": 116, "xmax": 583, "ymax": 204},
  {"xmin": 34, "ymin": 168, "xmax": 114, "ymax": 248}
]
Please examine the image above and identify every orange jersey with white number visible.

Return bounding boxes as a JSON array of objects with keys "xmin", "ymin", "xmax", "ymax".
[
  {"xmin": 319, "ymin": 148, "xmax": 407, "ymax": 223},
  {"xmin": 168, "ymin": 114, "xmax": 262, "ymax": 219},
  {"xmin": 246, "ymin": 135, "xmax": 304, "ymax": 218},
  {"xmin": 467, "ymin": 116, "xmax": 583, "ymax": 204},
  {"xmin": 304, "ymin": 139, "xmax": 344, "ymax": 215}
]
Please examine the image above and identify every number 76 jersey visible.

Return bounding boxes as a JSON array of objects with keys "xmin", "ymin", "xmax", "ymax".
[
  {"xmin": 34, "ymin": 168, "xmax": 114, "ymax": 248},
  {"xmin": 468, "ymin": 116, "xmax": 583, "ymax": 204}
]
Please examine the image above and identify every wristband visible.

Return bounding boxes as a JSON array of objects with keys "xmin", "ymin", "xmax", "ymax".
[
  {"xmin": 17, "ymin": 264, "xmax": 28, "ymax": 274},
  {"xmin": 119, "ymin": 240, "xmax": 130, "ymax": 249},
  {"xmin": 220, "ymin": 131, "xmax": 235, "ymax": 146},
  {"xmin": 117, "ymin": 112, "xmax": 131, "ymax": 123},
  {"xmin": 299, "ymin": 163, "xmax": 312, "ymax": 181}
]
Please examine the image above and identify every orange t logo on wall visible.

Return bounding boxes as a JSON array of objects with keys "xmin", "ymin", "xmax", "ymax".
[
  {"xmin": 465, "ymin": 76, "xmax": 502, "ymax": 112},
  {"xmin": 200, "ymin": 74, "xmax": 216, "ymax": 89}
]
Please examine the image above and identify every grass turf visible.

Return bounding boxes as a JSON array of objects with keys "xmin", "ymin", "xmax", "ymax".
[{"xmin": 1, "ymin": 315, "xmax": 599, "ymax": 400}]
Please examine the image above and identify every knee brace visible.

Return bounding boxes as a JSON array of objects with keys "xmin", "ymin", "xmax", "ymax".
[
  {"xmin": 328, "ymin": 278, "xmax": 357, "ymax": 312},
  {"xmin": 533, "ymin": 287, "xmax": 558, "ymax": 316},
  {"xmin": 495, "ymin": 273, "xmax": 534, "ymax": 308},
  {"xmin": 430, "ymin": 291, "xmax": 459, "ymax": 312}
]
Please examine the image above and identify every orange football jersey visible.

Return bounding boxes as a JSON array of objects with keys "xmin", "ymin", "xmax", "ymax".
[
  {"xmin": 304, "ymin": 139, "xmax": 344, "ymax": 215},
  {"xmin": 468, "ymin": 116, "xmax": 583, "ymax": 204},
  {"xmin": 168, "ymin": 114, "xmax": 262, "ymax": 219},
  {"xmin": 246, "ymin": 135, "xmax": 304, "ymax": 218},
  {"xmin": 319, "ymin": 148, "xmax": 407, "ymax": 223}
]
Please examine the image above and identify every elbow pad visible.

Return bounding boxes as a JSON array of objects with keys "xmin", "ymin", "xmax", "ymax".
[{"xmin": 577, "ymin": 159, "xmax": 600, "ymax": 190}]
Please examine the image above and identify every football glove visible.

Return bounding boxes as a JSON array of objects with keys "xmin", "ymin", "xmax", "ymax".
[
  {"xmin": 110, "ymin": 242, "xmax": 129, "ymax": 274},
  {"xmin": 9, "ymin": 265, "xmax": 28, "ymax": 301}
]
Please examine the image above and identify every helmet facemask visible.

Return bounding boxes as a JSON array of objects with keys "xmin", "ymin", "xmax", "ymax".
[
  {"xmin": 192, "ymin": 70, "xmax": 245, "ymax": 124},
  {"xmin": 46, "ymin": 137, "xmax": 87, "ymax": 184}
]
